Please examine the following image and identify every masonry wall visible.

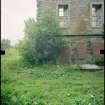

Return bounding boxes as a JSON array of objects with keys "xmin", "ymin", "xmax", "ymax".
[
  {"xmin": 37, "ymin": 0, "xmax": 104, "ymax": 64},
  {"xmin": 37, "ymin": 0, "xmax": 104, "ymax": 34},
  {"xmin": 69, "ymin": 0, "xmax": 104, "ymax": 34},
  {"xmin": 63, "ymin": 37, "xmax": 104, "ymax": 64}
]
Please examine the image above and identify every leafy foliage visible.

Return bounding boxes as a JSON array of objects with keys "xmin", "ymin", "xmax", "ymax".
[
  {"xmin": 91, "ymin": 55, "xmax": 104, "ymax": 66},
  {"xmin": 17, "ymin": 9, "xmax": 66, "ymax": 65},
  {"xmin": 1, "ymin": 48, "xmax": 104, "ymax": 105},
  {"xmin": 1, "ymin": 38, "xmax": 11, "ymax": 50}
]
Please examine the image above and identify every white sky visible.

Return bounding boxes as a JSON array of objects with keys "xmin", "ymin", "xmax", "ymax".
[{"xmin": 1, "ymin": 0, "xmax": 37, "ymax": 45}]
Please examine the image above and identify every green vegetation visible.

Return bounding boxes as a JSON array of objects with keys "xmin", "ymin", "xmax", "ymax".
[
  {"xmin": 17, "ymin": 9, "xmax": 66, "ymax": 65},
  {"xmin": 91, "ymin": 55, "xmax": 104, "ymax": 66},
  {"xmin": 1, "ymin": 48, "xmax": 104, "ymax": 105},
  {"xmin": 1, "ymin": 38, "xmax": 11, "ymax": 50}
]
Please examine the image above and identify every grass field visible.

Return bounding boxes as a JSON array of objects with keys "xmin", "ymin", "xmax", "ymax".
[{"xmin": 1, "ymin": 49, "xmax": 104, "ymax": 105}]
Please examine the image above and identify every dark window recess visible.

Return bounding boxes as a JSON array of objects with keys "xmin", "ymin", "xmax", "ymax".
[
  {"xmin": 100, "ymin": 50, "xmax": 104, "ymax": 54},
  {"xmin": 87, "ymin": 41, "xmax": 92, "ymax": 54}
]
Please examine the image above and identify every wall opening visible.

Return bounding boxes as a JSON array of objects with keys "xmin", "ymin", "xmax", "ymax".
[
  {"xmin": 91, "ymin": 3, "xmax": 103, "ymax": 27},
  {"xmin": 58, "ymin": 5, "xmax": 68, "ymax": 28}
]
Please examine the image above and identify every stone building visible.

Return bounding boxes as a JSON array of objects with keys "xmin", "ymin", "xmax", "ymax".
[{"xmin": 37, "ymin": 0, "xmax": 104, "ymax": 64}]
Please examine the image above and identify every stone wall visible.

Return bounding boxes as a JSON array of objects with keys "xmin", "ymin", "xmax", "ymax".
[
  {"xmin": 37, "ymin": 0, "xmax": 104, "ymax": 34},
  {"xmin": 37, "ymin": 0, "xmax": 104, "ymax": 64},
  {"xmin": 62, "ymin": 37, "xmax": 104, "ymax": 64}
]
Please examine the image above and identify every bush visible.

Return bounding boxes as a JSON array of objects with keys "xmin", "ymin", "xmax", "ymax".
[
  {"xmin": 91, "ymin": 55, "xmax": 104, "ymax": 66},
  {"xmin": 17, "ymin": 9, "xmax": 66, "ymax": 65},
  {"xmin": 1, "ymin": 85, "xmax": 14, "ymax": 105},
  {"xmin": 1, "ymin": 39, "xmax": 11, "ymax": 50}
]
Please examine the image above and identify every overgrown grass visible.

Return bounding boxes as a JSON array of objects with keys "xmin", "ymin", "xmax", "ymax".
[{"xmin": 1, "ymin": 48, "xmax": 104, "ymax": 105}]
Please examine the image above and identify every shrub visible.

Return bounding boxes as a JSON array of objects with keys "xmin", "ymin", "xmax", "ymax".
[
  {"xmin": 91, "ymin": 55, "xmax": 104, "ymax": 66},
  {"xmin": 1, "ymin": 85, "xmax": 14, "ymax": 105},
  {"xmin": 17, "ymin": 9, "xmax": 66, "ymax": 65},
  {"xmin": 1, "ymin": 39, "xmax": 11, "ymax": 50}
]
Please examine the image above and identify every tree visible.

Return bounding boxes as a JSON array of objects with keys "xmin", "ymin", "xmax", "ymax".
[
  {"xmin": 18, "ymin": 9, "xmax": 66, "ymax": 65},
  {"xmin": 1, "ymin": 38, "xmax": 11, "ymax": 50}
]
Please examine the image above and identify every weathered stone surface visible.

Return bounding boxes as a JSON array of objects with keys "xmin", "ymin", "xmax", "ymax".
[
  {"xmin": 78, "ymin": 64, "xmax": 102, "ymax": 70},
  {"xmin": 37, "ymin": 0, "xmax": 104, "ymax": 33},
  {"xmin": 36, "ymin": 0, "xmax": 104, "ymax": 64}
]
